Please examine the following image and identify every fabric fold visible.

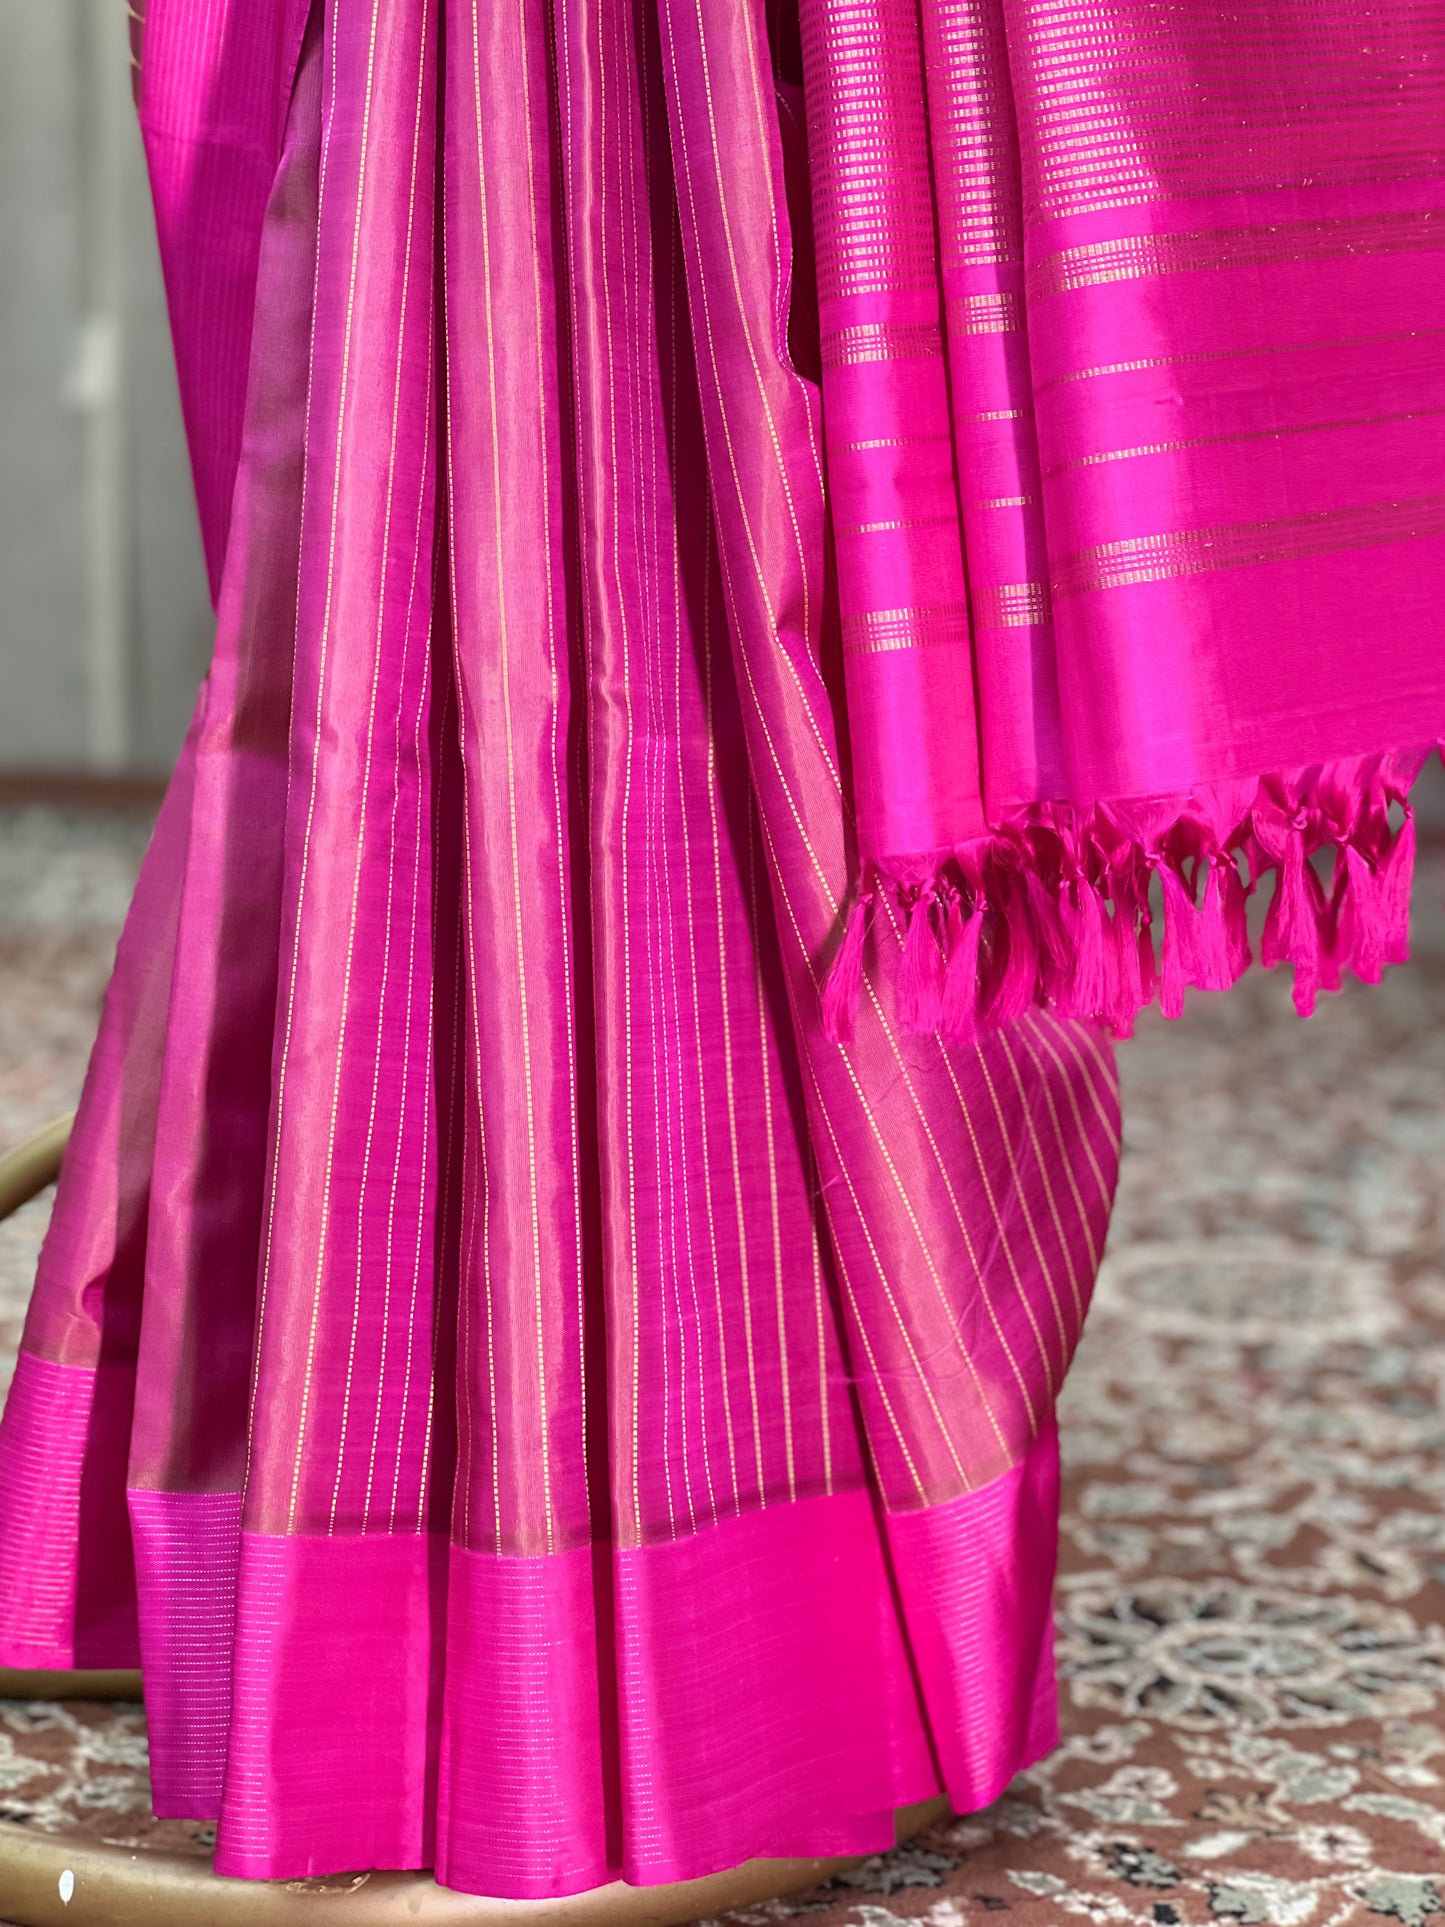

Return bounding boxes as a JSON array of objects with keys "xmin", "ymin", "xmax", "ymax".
[
  {"xmin": 0, "ymin": 0, "xmax": 1131, "ymax": 1896},
  {"xmin": 807, "ymin": 0, "xmax": 1445, "ymax": 1039}
]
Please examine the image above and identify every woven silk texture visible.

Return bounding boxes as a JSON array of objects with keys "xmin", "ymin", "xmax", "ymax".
[
  {"xmin": 0, "ymin": 0, "xmax": 1121, "ymax": 1897},
  {"xmin": 0, "ymin": 0, "xmax": 1436, "ymax": 1901},
  {"xmin": 808, "ymin": 0, "xmax": 1445, "ymax": 1039}
]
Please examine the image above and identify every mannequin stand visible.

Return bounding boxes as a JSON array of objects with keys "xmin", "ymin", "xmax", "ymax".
[
  {"xmin": 0, "ymin": 1805, "xmax": 949, "ymax": 1927},
  {"xmin": 0, "ymin": 1119, "xmax": 949, "ymax": 1924}
]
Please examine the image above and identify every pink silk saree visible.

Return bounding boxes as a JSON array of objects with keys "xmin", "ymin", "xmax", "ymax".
[{"xmin": 0, "ymin": 0, "xmax": 1437, "ymax": 1902}]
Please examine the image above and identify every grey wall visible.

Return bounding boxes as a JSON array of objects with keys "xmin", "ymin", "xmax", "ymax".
[{"xmin": 0, "ymin": 0, "xmax": 212, "ymax": 777}]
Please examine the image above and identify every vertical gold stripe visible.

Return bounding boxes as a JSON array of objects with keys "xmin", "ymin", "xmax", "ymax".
[
  {"xmin": 749, "ymin": 797, "xmax": 795, "ymax": 1503},
  {"xmin": 518, "ymin": 0, "xmax": 589, "ymax": 1529},
  {"xmin": 1069, "ymin": 1019, "xmax": 1125, "ymax": 1149},
  {"xmin": 928, "ymin": 1037, "xmax": 1053, "ymax": 1408},
  {"xmin": 440, "ymin": 176, "xmax": 493, "ymax": 1549},
  {"xmin": 471, "ymin": 0, "xmax": 556, "ymax": 1553},
  {"xmin": 810, "ymin": 1150, "xmax": 832, "ymax": 1496},
  {"xmin": 996, "ymin": 1027, "xmax": 1083, "ymax": 1328},
  {"xmin": 756, "ymin": 805, "xmax": 1013, "ymax": 1460},
  {"xmin": 416, "ymin": 846, "xmax": 466, "ymax": 1529},
  {"xmin": 630, "ymin": 1, "xmax": 679, "ymax": 1540},
  {"xmin": 285, "ymin": 0, "xmax": 385, "ymax": 1533},
  {"xmin": 591, "ymin": 0, "xmax": 649, "ymax": 1542},
  {"xmin": 1029, "ymin": 1015, "xmax": 1116, "ymax": 1213},
  {"xmin": 248, "ymin": 0, "xmax": 339, "ymax": 1507},
  {"xmin": 663, "ymin": 219, "xmax": 718, "ymax": 1530},
  {"xmin": 801, "ymin": 1048, "xmax": 945, "ymax": 1502},
  {"xmin": 1040, "ymin": 1010, "xmax": 1123, "ymax": 1159},
  {"xmin": 970, "ymin": 1044, "xmax": 1070, "ymax": 1357},
  {"xmin": 714, "ymin": 757, "xmax": 767, "ymax": 1513},
  {"xmin": 754, "ymin": 81, "xmax": 827, "ymax": 501},
  {"xmin": 697, "ymin": 518, "xmax": 742, "ymax": 1512},
  {"xmin": 248, "ymin": 4, "xmax": 325, "ymax": 1501},
  {"xmin": 1010, "ymin": 1017, "xmax": 1101, "ymax": 1280},
  {"xmin": 384, "ymin": 597, "xmax": 436, "ymax": 1530},
  {"xmin": 661, "ymin": 0, "xmax": 843, "ymax": 797},
  {"xmin": 344, "ymin": 10, "xmax": 431, "ymax": 1533}
]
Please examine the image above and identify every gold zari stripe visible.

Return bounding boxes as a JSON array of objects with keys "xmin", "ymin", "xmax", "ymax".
[
  {"xmin": 841, "ymin": 603, "xmax": 971, "ymax": 656},
  {"xmin": 1049, "ymin": 404, "xmax": 1444, "ymax": 476},
  {"xmin": 947, "ymin": 290, "xmax": 1022, "ymax": 336},
  {"xmin": 972, "ymin": 580, "xmax": 1049, "ymax": 628},
  {"xmin": 835, "ymin": 513, "xmax": 959, "ymax": 537},
  {"xmin": 1031, "ymin": 209, "xmax": 1443, "ymax": 302},
  {"xmin": 1054, "ymin": 493, "xmax": 1445, "ymax": 599},
  {"xmin": 821, "ymin": 321, "xmax": 944, "ymax": 368}
]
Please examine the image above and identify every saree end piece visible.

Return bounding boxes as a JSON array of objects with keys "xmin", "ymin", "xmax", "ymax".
[{"xmin": 820, "ymin": 744, "xmax": 1439, "ymax": 1043}]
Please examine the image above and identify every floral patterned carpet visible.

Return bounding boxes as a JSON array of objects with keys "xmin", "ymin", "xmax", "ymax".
[{"xmin": 1, "ymin": 804, "xmax": 1443, "ymax": 1925}]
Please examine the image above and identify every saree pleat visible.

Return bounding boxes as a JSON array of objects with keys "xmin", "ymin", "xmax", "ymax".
[{"xmin": 0, "ymin": 0, "xmax": 1122, "ymax": 1895}]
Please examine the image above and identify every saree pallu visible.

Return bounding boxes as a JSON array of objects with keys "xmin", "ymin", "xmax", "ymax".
[
  {"xmin": 0, "ymin": 0, "xmax": 1119, "ymax": 1898},
  {"xmin": 809, "ymin": 0, "xmax": 1445, "ymax": 1037}
]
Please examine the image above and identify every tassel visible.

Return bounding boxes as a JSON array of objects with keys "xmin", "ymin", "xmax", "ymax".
[
  {"xmin": 897, "ymin": 884, "xmax": 944, "ymax": 1032},
  {"xmin": 1319, "ymin": 852, "xmax": 1349, "ymax": 994},
  {"xmin": 1194, "ymin": 859, "xmax": 1236, "ymax": 993},
  {"xmin": 1137, "ymin": 912, "xmax": 1158, "ymax": 1010},
  {"xmin": 1158, "ymin": 862, "xmax": 1200, "ymax": 1019},
  {"xmin": 1097, "ymin": 889, "xmax": 1122, "ymax": 1023},
  {"xmin": 1261, "ymin": 831, "xmax": 1322, "ymax": 1017},
  {"xmin": 1380, "ymin": 811, "xmax": 1416, "ymax": 965},
  {"xmin": 1119, "ymin": 844, "xmax": 1161, "ymax": 1015},
  {"xmin": 990, "ymin": 872, "xmax": 1038, "ymax": 1020},
  {"xmin": 1106, "ymin": 879, "xmax": 1144, "ymax": 1031},
  {"xmin": 820, "ymin": 887, "xmax": 871, "ymax": 1041},
  {"xmin": 1343, "ymin": 842, "xmax": 1386, "ymax": 983},
  {"xmin": 1025, "ymin": 867, "xmax": 1071, "ymax": 1002},
  {"xmin": 1061, "ymin": 875, "xmax": 1107, "ymax": 1020},
  {"xmin": 1221, "ymin": 854, "xmax": 1253, "ymax": 982},
  {"xmin": 940, "ymin": 886, "xmax": 984, "ymax": 1040}
]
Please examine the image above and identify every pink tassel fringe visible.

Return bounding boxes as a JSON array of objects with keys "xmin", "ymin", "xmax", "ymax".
[
  {"xmin": 820, "ymin": 889, "xmax": 871, "ymax": 1041},
  {"xmin": 940, "ymin": 888, "xmax": 983, "ymax": 1039},
  {"xmin": 819, "ymin": 746, "xmax": 1437, "ymax": 1043},
  {"xmin": 897, "ymin": 887, "xmax": 944, "ymax": 1032}
]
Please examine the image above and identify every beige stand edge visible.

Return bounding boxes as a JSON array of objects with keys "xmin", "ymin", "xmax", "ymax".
[
  {"xmin": 0, "ymin": 1802, "xmax": 950, "ymax": 1927},
  {"xmin": 0, "ymin": 1117, "xmax": 950, "ymax": 1923}
]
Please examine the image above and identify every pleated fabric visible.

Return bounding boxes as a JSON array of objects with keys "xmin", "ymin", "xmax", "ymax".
[{"xmin": 0, "ymin": 0, "xmax": 1119, "ymax": 1895}]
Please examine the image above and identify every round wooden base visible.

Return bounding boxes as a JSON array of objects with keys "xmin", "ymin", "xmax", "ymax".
[
  {"xmin": 0, "ymin": 1667, "xmax": 141, "ymax": 1699},
  {"xmin": 0, "ymin": 1115, "xmax": 71, "ymax": 1221},
  {"xmin": 0, "ymin": 1800, "xmax": 950, "ymax": 1927}
]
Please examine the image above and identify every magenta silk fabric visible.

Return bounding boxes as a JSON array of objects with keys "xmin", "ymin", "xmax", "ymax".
[
  {"xmin": 0, "ymin": 0, "xmax": 1121, "ymax": 1897},
  {"xmin": 806, "ymin": 0, "xmax": 1445, "ymax": 1038},
  {"xmin": 2, "ymin": 0, "xmax": 1437, "ymax": 1900}
]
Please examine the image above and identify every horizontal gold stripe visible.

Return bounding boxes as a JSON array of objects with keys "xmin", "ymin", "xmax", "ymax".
[
  {"xmin": 972, "ymin": 580, "xmax": 1049, "ymax": 628},
  {"xmin": 1046, "ymin": 325, "xmax": 1445, "ymax": 391},
  {"xmin": 820, "ymin": 321, "xmax": 943, "ymax": 369},
  {"xmin": 837, "ymin": 433, "xmax": 952, "ymax": 453},
  {"xmin": 834, "ymin": 514, "xmax": 960, "ymax": 537},
  {"xmin": 947, "ymin": 290, "xmax": 1022, "ymax": 337},
  {"xmin": 1054, "ymin": 492, "xmax": 1445, "ymax": 599},
  {"xmin": 965, "ymin": 493, "xmax": 1035, "ymax": 511},
  {"xmin": 1031, "ymin": 210, "xmax": 1444, "ymax": 302},
  {"xmin": 841, "ymin": 603, "xmax": 971, "ymax": 656},
  {"xmin": 1049, "ymin": 404, "xmax": 1445, "ymax": 476}
]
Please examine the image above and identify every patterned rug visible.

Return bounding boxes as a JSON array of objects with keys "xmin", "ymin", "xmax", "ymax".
[{"xmin": 1, "ymin": 804, "xmax": 1442, "ymax": 1926}]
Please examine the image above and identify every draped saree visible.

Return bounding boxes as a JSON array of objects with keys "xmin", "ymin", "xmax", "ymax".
[{"xmin": 0, "ymin": 0, "xmax": 1437, "ymax": 1902}]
